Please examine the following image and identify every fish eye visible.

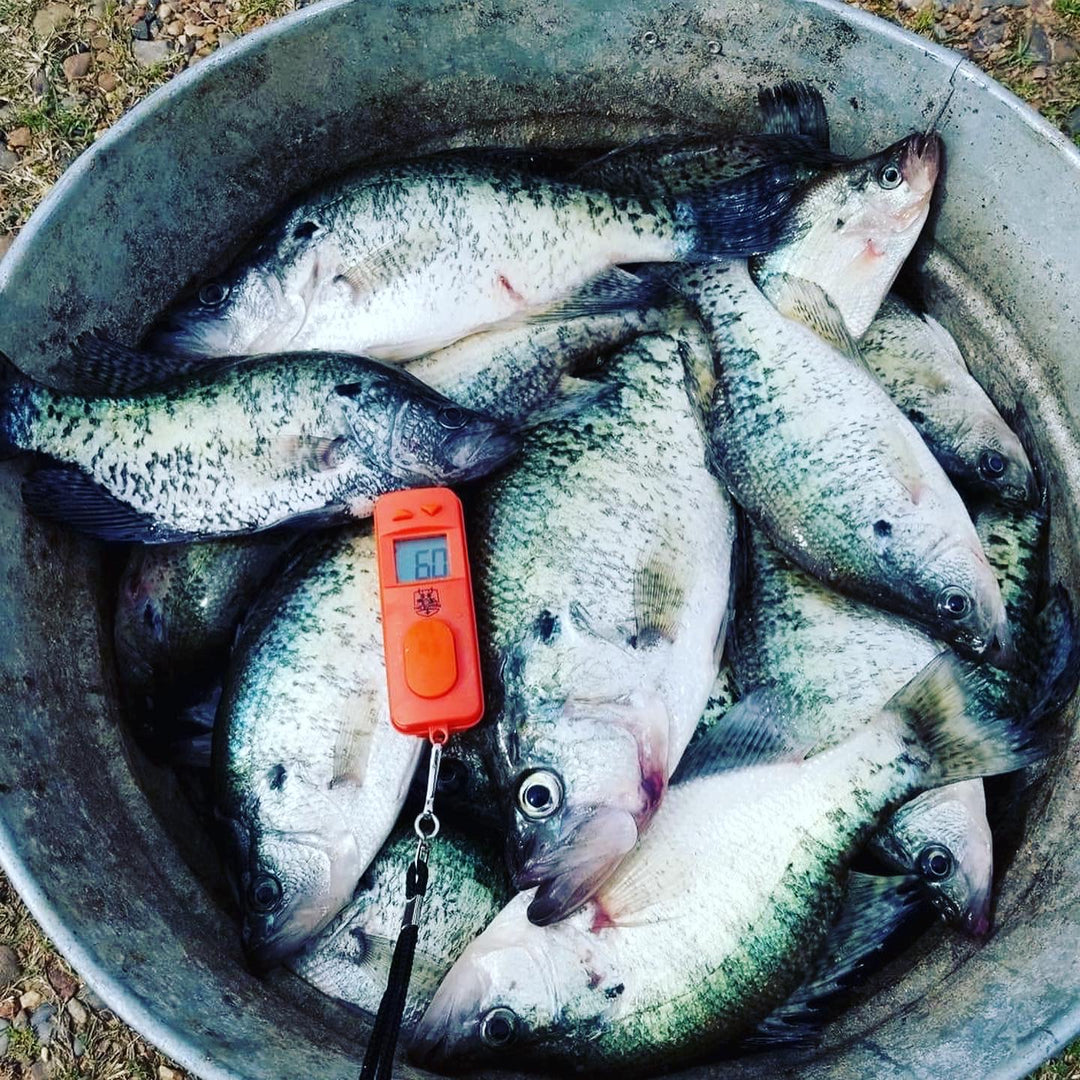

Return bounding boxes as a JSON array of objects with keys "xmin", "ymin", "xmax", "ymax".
[
  {"xmin": 878, "ymin": 161, "xmax": 903, "ymax": 189},
  {"xmin": 937, "ymin": 587, "xmax": 971, "ymax": 620},
  {"xmin": 917, "ymin": 844, "xmax": 954, "ymax": 881},
  {"xmin": 480, "ymin": 1007, "xmax": 518, "ymax": 1048},
  {"xmin": 516, "ymin": 769, "xmax": 564, "ymax": 820},
  {"xmin": 979, "ymin": 450, "xmax": 1007, "ymax": 479},
  {"xmin": 438, "ymin": 406, "xmax": 468, "ymax": 430},
  {"xmin": 198, "ymin": 281, "xmax": 230, "ymax": 307},
  {"xmin": 247, "ymin": 872, "xmax": 283, "ymax": 913}
]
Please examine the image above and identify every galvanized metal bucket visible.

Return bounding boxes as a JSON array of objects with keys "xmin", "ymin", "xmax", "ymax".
[{"xmin": 0, "ymin": 1, "xmax": 1078, "ymax": 1077}]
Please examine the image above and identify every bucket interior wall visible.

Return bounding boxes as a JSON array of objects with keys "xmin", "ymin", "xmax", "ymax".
[{"xmin": 0, "ymin": 1, "xmax": 1078, "ymax": 1078}]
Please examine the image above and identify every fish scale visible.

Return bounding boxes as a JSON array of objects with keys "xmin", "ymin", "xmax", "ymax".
[
  {"xmin": 688, "ymin": 259, "xmax": 1009, "ymax": 661},
  {"xmin": 470, "ymin": 319, "xmax": 735, "ymax": 925}
]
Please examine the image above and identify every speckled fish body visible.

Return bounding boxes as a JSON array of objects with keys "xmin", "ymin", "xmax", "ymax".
[
  {"xmin": 691, "ymin": 259, "xmax": 1009, "ymax": 662},
  {"xmin": 753, "ymin": 133, "xmax": 942, "ymax": 337},
  {"xmin": 404, "ymin": 297, "xmax": 671, "ymax": 427},
  {"xmin": 731, "ymin": 528, "xmax": 992, "ymax": 933},
  {"xmin": 115, "ymin": 534, "xmax": 290, "ymax": 719},
  {"xmin": 213, "ymin": 527, "xmax": 423, "ymax": 970},
  {"xmin": 975, "ymin": 500, "xmax": 1047, "ymax": 638},
  {"xmin": 471, "ymin": 323, "xmax": 735, "ymax": 925},
  {"xmin": 0, "ymin": 352, "xmax": 516, "ymax": 541},
  {"xmin": 411, "ymin": 656, "xmax": 1038, "ymax": 1074},
  {"xmin": 148, "ymin": 157, "xmax": 796, "ymax": 362},
  {"xmin": 859, "ymin": 296, "xmax": 1036, "ymax": 505},
  {"xmin": 289, "ymin": 823, "xmax": 510, "ymax": 1030}
]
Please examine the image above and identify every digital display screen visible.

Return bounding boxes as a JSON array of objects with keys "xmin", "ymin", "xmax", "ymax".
[{"xmin": 395, "ymin": 536, "xmax": 450, "ymax": 582}]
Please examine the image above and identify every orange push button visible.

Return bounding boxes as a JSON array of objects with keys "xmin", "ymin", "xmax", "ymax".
[
  {"xmin": 402, "ymin": 619, "xmax": 457, "ymax": 698},
  {"xmin": 392, "ymin": 508, "xmax": 414, "ymax": 521},
  {"xmin": 420, "ymin": 502, "xmax": 442, "ymax": 517}
]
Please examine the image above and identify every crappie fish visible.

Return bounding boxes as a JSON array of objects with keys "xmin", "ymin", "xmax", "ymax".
[
  {"xmin": 412, "ymin": 656, "xmax": 1039, "ymax": 1074},
  {"xmin": 471, "ymin": 323, "xmax": 735, "ymax": 926},
  {"xmin": 115, "ymin": 535, "xmax": 289, "ymax": 722},
  {"xmin": 289, "ymin": 823, "xmax": 510, "ymax": 1030},
  {"xmin": 147, "ymin": 155, "xmax": 799, "ymax": 362},
  {"xmin": 731, "ymin": 529, "xmax": 992, "ymax": 934},
  {"xmin": 859, "ymin": 296, "xmax": 1036, "ymax": 506},
  {"xmin": 0, "ymin": 350, "xmax": 516, "ymax": 542},
  {"xmin": 753, "ymin": 133, "xmax": 942, "ymax": 338},
  {"xmin": 868, "ymin": 780, "xmax": 992, "ymax": 936},
  {"xmin": 213, "ymin": 527, "xmax": 422, "ymax": 971},
  {"xmin": 689, "ymin": 260, "xmax": 1009, "ymax": 662},
  {"xmin": 404, "ymin": 272, "xmax": 671, "ymax": 427}
]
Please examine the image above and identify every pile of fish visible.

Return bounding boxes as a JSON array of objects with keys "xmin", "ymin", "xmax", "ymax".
[{"xmin": 1, "ymin": 81, "xmax": 1074, "ymax": 1075}]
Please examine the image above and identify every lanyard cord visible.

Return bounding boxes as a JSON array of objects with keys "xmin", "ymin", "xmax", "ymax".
[{"xmin": 360, "ymin": 739, "xmax": 443, "ymax": 1080}]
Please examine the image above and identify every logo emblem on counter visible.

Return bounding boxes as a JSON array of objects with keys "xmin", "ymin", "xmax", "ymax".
[{"xmin": 414, "ymin": 588, "xmax": 441, "ymax": 617}]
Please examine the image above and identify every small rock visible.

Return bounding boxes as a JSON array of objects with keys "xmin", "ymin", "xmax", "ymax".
[
  {"xmin": 45, "ymin": 963, "xmax": 77, "ymax": 1003},
  {"xmin": 158, "ymin": 2, "xmax": 172, "ymax": 16},
  {"xmin": 1051, "ymin": 37, "xmax": 1078, "ymax": 64},
  {"xmin": 19, "ymin": 990, "xmax": 42, "ymax": 1011},
  {"xmin": 31, "ymin": 67, "xmax": 49, "ymax": 99},
  {"xmin": 6, "ymin": 127, "xmax": 32, "ymax": 150},
  {"xmin": 0, "ymin": 1017, "xmax": 9, "ymax": 1056},
  {"xmin": 158, "ymin": 1066, "xmax": 179, "ymax": 1080},
  {"xmin": 92, "ymin": 0, "xmax": 107, "ymax": 15},
  {"xmin": 0, "ymin": 148, "xmax": 17, "ymax": 173},
  {"xmin": 77, "ymin": 986, "xmax": 105, "ymax": 1012},
  {"xmin": 91, "ymin": 32, "xmax": 111, "ymax": 47},
  {"xmin": 12, "ymin": 1008, "xmax": 28, "ymax": 1029},
  {"xmin": 132, "ymin": 19, "xmax": 151, "ymax": 39},
  {"xmin": 1031, "ymin": 63, "xmax": 1048, "ymax": 78},
  {"xmin": 1026, "ymin": 21, "xmax": 1051, "ymax": 63},
  {"xmin": 133, "ymin": 37, "xmax": 171, "ymax": 64},
  {"xmin": 970, "ymin": 20, "xmax": 1006, "ymax": 49},
  {"xmin": 1067, "ymin": 105, "xmax": 1080, "ymax": 137},
  {"xmin": 30, "ymin": 1003, "xmax": 57, "ymax": 1046},
  {"xmin": 0, "ymin": 997, "xmax": 16, "ymax": 1019},
  {"xmin": 0, "ymin": 945, "xmax": 19, "ymax": 985},
  {"xmin": 218, "ymin": 29, "xmax": 236, "ymax": 45},
  {"xmin": 71, "ymin": 1034, "xmax": 86, "ymax": 1058},
  {"xmin": 65, "ymin": 997, "xmax": 88, "ymax": 1027},
  {"xmin": 63, "ymin": 52, "xmax": 92, "ymax": 81},
  {"xmin": 97, "ymin": 71, "xmax": 118, "ymax": 91},
  {"xmin": 29, "ymin": 1062, "xmax": 51, "ymax": 1080},
  {"xmin": 167, "ymin": 19, "xmax": 182, "ymax": 33},
  {"xmin": 184, "ymin": 22, "xmax": 204, "ymax": 35},
  {"xmin": 32, "ymin": 1, "xmax": 74, "ymax": 36}
]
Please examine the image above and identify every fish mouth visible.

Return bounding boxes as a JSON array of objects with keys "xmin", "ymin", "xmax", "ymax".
[
  {"xmin": 900, "ymin": 132, "xmax": 942, "ymax": 195},
  {"xmin": 242, "ymin": 916, "xmax": 311, "ymax": 974},
  {"xmin": 511, "ymin": 806, "xmax": 638, "ymax": 926}
]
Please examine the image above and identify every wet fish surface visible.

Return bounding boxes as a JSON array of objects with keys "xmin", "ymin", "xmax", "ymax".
[
  {"xmin": 0, "ymin": 350, "xmax": 517, "ymax": 541},
  {"xmin": 289, "ymin": 822, "xmax": 510, "ymax": 1032},
  {"xmin": 148, "ymin": 156, "xmax": 799, "ymax": 362},
  {"xmin": 859, "ymin": 295, "xmax": 1036, "ymax": 506},
  {"xmin": 689, "ymin": 259, "xmax": 1009, "ymax": 661},
  {"xmin": 412, "ymin": 656, "xmax": 1039, "ymax": 1074},
  {"xmin": 470, "ymin": 321, "xmax": 735, "ymax": 926},
  {"xmin": 213, "ymin": 527, "xmax": 422, "ymax": 971}
]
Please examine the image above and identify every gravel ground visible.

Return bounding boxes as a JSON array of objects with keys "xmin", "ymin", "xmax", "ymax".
[{"xmin": 1, "ymin": 0, "xmax": 1079, "ymax": 1078}]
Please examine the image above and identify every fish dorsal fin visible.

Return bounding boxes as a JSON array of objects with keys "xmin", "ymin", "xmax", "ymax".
[
  {"xmin": 71, "ymin": 332, "xmax": 211, "ymax": 396},
  {"xmin": 746, "ymin": 872, "xmax": 925, "ymax": 1048},
  {"xmin": 633, "ymin": 545, "xmax": 689, "ymax": 649},
  {"xmin": 759, "ymin": 273, "xmax": 869, "ymax": 371},
  {"xmin": 671, "ymin": 691, "xmax": 805, "ymax": 784},
  {"xmin": 22, "ymin": 466, "xmax": 197, "ymax": 543},
  {"xmin": 758, "ymin": 81, "xmax": 830, "ymax": 147},
  {"xmin": 530, "ymin": 267, "xmax": 672, "ymax": 324}
]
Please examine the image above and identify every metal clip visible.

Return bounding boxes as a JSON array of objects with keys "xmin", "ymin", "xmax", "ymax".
[{"xmin": 413, "ymin": 738, "xmax": 442, "ymax": 841}]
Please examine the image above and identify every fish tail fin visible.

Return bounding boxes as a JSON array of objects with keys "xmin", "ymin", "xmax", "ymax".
[
  {"xmin": 0, "ymin": 351, "xmax": 36, "ymax": 460},
  {"xmin": 1026, "ymin": 585, "xmax": 1080, "ymax": 724},
  {"xmin": 884, "ymin": 653, "xmax": 1045, "ymax": 784},
  {"xmin": 674, "ymin": 163, "xmax": 799, "ymax": 260}
]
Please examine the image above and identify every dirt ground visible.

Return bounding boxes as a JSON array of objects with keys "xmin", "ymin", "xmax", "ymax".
[{"xmin": 1, "ymin": 0, "xmax": 1079, "ymax": 1077}]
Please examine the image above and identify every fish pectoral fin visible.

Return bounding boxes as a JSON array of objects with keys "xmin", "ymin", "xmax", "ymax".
[
  {"xmin": 670, "ymin": 691, "xmax": 807, "ymax": 784},
  {"xmin": 337, "ymin": 232, "xmax": 440, "ymax": 300},
  {"xmin": 744, "ymin": 872, "xmax": 925, "ymax": 1049},
  {"xmin": 274, "ymin": 434, "xmax": 352, "ymax": 474},
  {"xmin": 330, "ymin": 699, "xmax": 377, "ymax": 788},
  {"xmin": 879, "ymin": 424, "xmax": 929, "ymax": 506},
  {"xmin": 758, "ymin": 81, "xmax": 830, "ymax": 147},
  {"xmin": 758, "ymin": 273, "xmax": 869, "ymax": 372},
  {"xmin": 529, "ymin": 268, "xmax": 672, "ymax": 324},
  {"xmin": 22, "ymin": 466, "xmax": 197, "ymax": 543},
  {"xmin": 519, "ymin": 376, "xmax": 617, "ymax": 429},
  {"xmin": 633, "ymin": 546, "xmax": 690, "ymax": 648},
  {"xmin": 71, "ymin": 332, "xmax": 212, "ymax": 396}
]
